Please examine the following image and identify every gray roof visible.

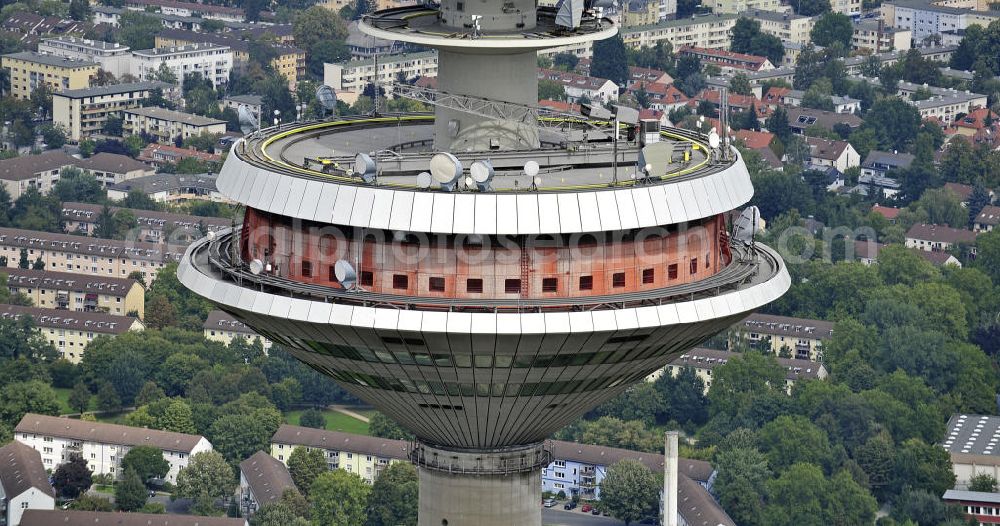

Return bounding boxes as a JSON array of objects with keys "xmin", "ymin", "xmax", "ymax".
[
  {"xmin": 622, "ymin": 12, "xmax": 738, "ymax": 32},
  {"xmin": 548, "ymin": 440, "xmax": 714, "ymax": 483},
  {"xmin": 0, "ymin": 305, "xmax": 141, "ymax": 334},
  {"xmin": 76, "ymin": 152, "xmax": 154, "ymax": 175},
  {"xmin": 124, "ymin": 107, "xmax": 226, "ymax": 127},
  {"xmin": 887, "ymin": 0, "xmax": 1000, "ymax": 16},
  {"xmin": 339, "ymin": 50, "xmax": 437, "ymax": 69},
  {"xmin": 943, "ymin": 489, "xmax": 1000, "ymax": 504},
  {"xmin": 738, "ymin": 313, "xmax": 835, "ymax": 339},
  {"xmin": 976, "ymin": 205, "xmax": 1000, "ymax": 226},
  {"xmin": 154, "ymin": 28, "xmax": 303, "ymax": 55},
  {"xmin": 205, "ymin": 309, "xmax": 258, "ymax": 335},
  {"xmin": 20, "ymin": 510, "xmax": 246, "ymax": 526},
  {"xmin": 678, "ymin": 471, "xmax": 735, "ymax": 526},
  {"xmin": 224, "ymin": 94, "xmax": 262, "ymax": 106},
  {"xmin": 16, "ymin": 414, "xmax": 205, "ymax": 453},
  {"xmin": 41, "ymin": 36, "xmax": 129, "ymax": 51},
  {"xmin": 56, "ymin": 81, "xmax": 172, "ymax": 99},
  {"xmin": 3, "ymin": 267, "xmax": 140, "ymax": 295},
  {"xmin": 0, "ymin": 441, "xmax": 54, "ymax": 499},
  {"xmin": 131, "ymin": 42, "xmax": 229, "ymax": 57},
  {"xmin": 669, "ymin": 348, "xmax": 826, "ymax": 381},
  {"xmin": 863, "ymin": 150, "xmax": 915, "ymax": 169},
  {"xmin": 744, "ymin": 9, "xmax": 810, "ymax": 22},
  {"xmin": 0, "ymin": 226, "xmax": 181, "ymax": 262},
  {"xmin": 905, "ymin": 223, "xmax": 978, "ymax": 244},
  {"xmin": 0, "ymin": 151, "xmax": 77, "ymax": 181},
  {"xmin": 239, "ymin": 451, "xmax": 294, "ymax": 507},
  {"xmin": 107, "ymin": 172, "xmax": 219, "ymax": 195},
  {"xmin": 61, "ymin": 201, "xmax": 229, "ymax": 230},
  {"xmin": 1, "ymin": 51, "xmax": 96, "ymax": 68},
  {"xmin": 272, "ymin": 424, "xmax": 411, "ymax": 460},
  {"xmin": 786, "ymin": 107, "xmax": 863, "ymax": 130},
  {"xmin": 943, "ymin": 414, "xmax": 1000, "ymax": 456}
]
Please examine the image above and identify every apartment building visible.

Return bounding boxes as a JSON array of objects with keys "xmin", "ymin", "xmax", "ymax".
[
  {"xmin": 537, "ymin": 69, "xmax": 619, "ymax": 103},
  {"xmin": 746, "ymin": 10, "xmax": 815, "ymax": 45},
  {"xmin": 238, "ymin": 451, "xmax": 294, "ymax": 517},
  {"xmin": 910, "ymin": 91, "xmax": 987, "ymax": 124},
  {"xmin": 62, "ymin": 201, "xmax": 228, "ymax": 244},
  {"xmin": 15, "ymin": 414, "xmax": 212, "ymax": 482},
  {"xmin": 658, "ymin": 347, "xmax": 828, "ymax": 393},
  {"xmin": 21, "ymin": 511, "xmax": 246, "ymax": 526},
  {"xmin": 831, "ymin": 0, "xmax": 863, "ymax": 16},
  {"xmin": 37, "ymin": 37, "xmax": 132, "ymax": 78},
  {"xmin": 204, "ymin": 310, "xmax": 272, "ymax": 350},
  {"xmin": 622, "ymin": 14, "xmax": 738, "ymax": 51},
  {"xmin": 905, "ymin": 223, "xmax": 978, "ymax": 253},
  {"xmin": 106, "ymin": 173, "xmax": 224, "ymax": 203},
  {"xmin": 0, "ymin": 227, "xmax": 183, "ymax": 282},
  {"xmin": 852, "ymin": 20, "xmax": 911, "ymax": 52},
  {"xmin": 221, "ymin": 94, "xmax": 263, "ymax": 116},
  {"xmin": 138, "ymin": 143, "xmax": 222, "ymax": 168},
  {"xmin": 52, "ymin": 81, "xmax": 174, "ymax": 142},
  {"xmin": 0, "ymin": 442, "xmax": 54, "ymax": 526},
  {"xmin": 271, "ymin": 425, "xmax": 409, "ymax": 484},
  {"xmin": 79, "ymin": 153, "xmax": 157, "ymax": 187},
  {"xmin": 861, "ymin": 150, "xmax": 914, "ymax": 179},
  {"xmin": 731, "ymin": 313, "xmax": 834, "ymax": 361},
  {"xmin": 131, "ymin": 43, "xmax": 233, "ymax": 89},
  {"xmin": 323, "ymin": 51, "xmax": 438, "ymax": 94},
  {"xmin": 678, "ymin": 46, "xmax": 774, "ymax": 73},
  {"xmin": 882, "ymin": 0, "xmax": 1000, "ymax": 43},
  {"xmin": 124, "ymin": 0, "xmax": 246, "ymax": 22},
  {"xmin": 4, "ymin": 267, "xmax": 145, "ymax": 318},
  {"xmin": 782, "ymin": 89, "xmax": 861, "ymax": 113},
  {"xmin": 0, "ymin": 52, "xmax": 98, "ymax": 100},
  {"xmin": 0, "ymin": 305, "xmax": 143, "ymax": 362},
  {"xmin": 154, "ymin": 30, "xmax": 305, "ymax": 88},
  {"xmin": 123, "ymin": 107, "xmax": 227, "ymax": 144},
  {"xmin": 623, "ymin": 0, "xmax": 660, "ymax": 27},
  {"xmin": 709, "ymin": 0, "xmax": 781, "ymax": 14},
  {"xmin": 0, "ymin": 151, "xmax": 77, "ymax": 201}
]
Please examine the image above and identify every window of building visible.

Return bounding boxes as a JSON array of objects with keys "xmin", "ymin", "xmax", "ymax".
[
  {"xmin": 361, "ymin": 271, "xmax": 374, "ymax": 286},
  {"xmin": 466, "ymin": 278, "xmax": 483, "ymax": 293},
  {"xmin": 690, "ymin": 258, "xmax": 698, "ymax": 275},
  {"xmin": 612, "ymin": 272, "xmax": 625, "ymax": 288},
  {"xmin": 329, "ymin": 265, "xmax": 337, "ymax": 282},
  {"xmin": 504, "ymin": 279, "xmax": 521, "ymax": 294},
  {"xmin": 668, "ymin": 263, "xmax": 678, "ymax": 279},
  {"xmin": 429, "ymin": 277, "xmax": 445, "ymax": 292},
  {"xmin": 542, "ymin": 278, "xmax": 558, "ymax": 293},
  {"xmin": 642, "ymin": 268, "xmax": 654, "ymax": 284},
  {"xmin": 301, "ymin": 261, "xmax": 312, "ymax": 277},
  {"xmin": 579, "ymin": 275, "xmax": 593, "ymax": 290}
]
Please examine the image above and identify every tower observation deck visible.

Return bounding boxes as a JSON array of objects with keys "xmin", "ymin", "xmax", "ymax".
[{"xmin": 178, "ymin": 2, "xmax": 789, "ymax": 524}]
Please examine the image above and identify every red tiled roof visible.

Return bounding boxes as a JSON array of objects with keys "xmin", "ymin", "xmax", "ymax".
[
  {"xmin": 804, "ymin": 136, "xmax": 850, "ymax": 161},
  {"xmin": 734, "ymin": 130, "xmax": 774, "ymax": 150},
  {"xmin": 944, "ymin": 182, "xmax": 974, "ymax": 201},
  {"xmin": 539, "ymin": 99, "xmax": 581, "ymax": 113},
  {"xmin": 871, "ymin": 204, "xmax": 901, "ymax": 220},
  {"xmin": 954, "ymin": 108, "xmax": 998, "ymax": 131},
  {"xmin": 906, "ymin": 223, "xmax": 978, "ymax": 245},
  {"xmin": 679, "ymin": 46, "xmax": 768, "ymax": 66}
]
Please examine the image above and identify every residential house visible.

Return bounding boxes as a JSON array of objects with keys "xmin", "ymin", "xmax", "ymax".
[
  {"xmin": 627, "ymin": 82, "xmax": 689, "ymax": 111},
  {"xmin": 853, "ymin": 239, "xmax": 884, "ymax": 265},
  {"xmin": 910, "ymin": 91, "xmax": 988, "ymax": 124},
  {"xmin": 538, "ymin": 69, "xmax": 618, "ymax": 103},
  {"xmin": 734, "ymin": 129, "xmax": 775, "ymax": 150},
  {"xmin": 15, "ymin": 414, "xmax": 212, "ymax": 482},
  {"xmin": 731, "ymin": 313, "xmax": 834, "ymax": 361},
  {"xmin": 61, "ymin": 201, "xmax": 228, "ymax": 244},
  {"xmin": 0, "ymin": 305, "xmax": 143, "ymax": 362},
  {"xmin": 75, "ymin": 153, "xmax": 155, "ymax": 187},
  {"xmin": 122, "ymin": 107, "xmax": 227, "ymax": 145},
  {"xmin": 708, "ymin": 0, "xmax": 781, "ymax": 14},
  {"xmin": 942, "ymin": 490, "xmax": 1000, "ymax": 526},
  {"xmin": 4, "ymin": 267, "xmax": 145, "ymax": 317},
  {"xmin": 0, "ymin": 151, "xmax": 77, "ymax": 200},
  {"xmin": 0, "ymin": 52, "xmax": 98, "ymax": 100},
  {"xmin": 629, "ymin": 66, "xmax": 673, "ymax": 86},
  {"xmin": 853, "ymin": 239, "xmax": 962, "ymax": 267},
  {"xmin": 861, "ymin": 150, "xmax": 914, "ymax": 179},
  {"xmin": 678, "ymin": 46, "xmax": 774, "ymax": 74},
  {"xmin": 905, "ymin": 223, "xmax": 978, "ymax": 255},
  {"xmin": 657, "ymin": 347, "xmax": 828, "ymax": 393},
  {"xmin": 942, "ymin": 414, "xmax": 1000, "ymax": 489},
  {"xmin": 871, "ymin": 203, "xmax": 902, "ymax": 223},
  {"xmin": 137, "ymin": 143, "xmax": 222, "ymax": 168},
  {"xmin": 943, "ymin": 181, "xmax": 976, "ymax": 204},
  {"xmin": 221, "ymin": 94, "xmax": 262, "ymax": 117},
  {"xmin": 21, "ymin": 511, "xmax": 246, "ymax": 526},
  {"xmin": 0, "ymin": 442, "xmax": 54, "ymax": 526},
  {"xmin": 204, "ymin": 310, "xmax": 272, "ymax": 350},
  {"xmin": 804, "ymin": 137, "xmax": 860, "ymax": 172},
  {"xmin": 782, "ymin": 90, "xmax": 861, "ymax": 114},
  {"xmin": 785, "ymin": 107, "xmax": 863, "ymax": 134},
  {"xmin": 52, "ymin": 81, "xmax": 175, "ymax": 142},
  {"xmin": 238, "ymin": 451, "xmax": 294, "ymax": 518},
  {"xmin": 974, "ymin": 205, "xmax": 1000, "ymax": 232},
  {"xmin": 952, "ymin": 107, "xmax": 999, "ymax": 137},
  {"xmin": 106, "ymin": 173, "xmax": 224, "ymax": 203}
]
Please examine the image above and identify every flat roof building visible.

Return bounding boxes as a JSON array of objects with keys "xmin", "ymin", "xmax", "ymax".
[
  {"xmin": 944, "ymin": 414, "xmax": 1000, "ymax": 488},
  {"xmin": 106, "ymin": 172, "xmax": 223, "ymax": 203},
  {"xmin": 323, "ymin": 51, "xmax": 438, "ymax": 94},
  {"xmin": 0, "ymin": 441, "xmax": 55, "ymax": 526},
  {"xmin": 4, "ymin": 266, "xmax": 145, "ymax": 318},
  {"xmin": 0, "ymin": 52, "xmax": 98, "ymax": 100},
  {"xmin": 52, "ymin": 81, "xmax": 174, "ymax": 142},
  {"xmin": 622, "ymin": 14, "xmax": 738, "ymax": 50},
  {"xmin": 123, "ymin": 106, "xmax": 227, "ymax": 145},
  {"xmin": 37, "ymin": 37, "xmax": 131, "ymax": 78},
  {"xmin": 131, "ymin": 43, "xmax": 233, "ymax": 89},
  {"xmin": 154, "ymin": 29, "xmax": 305, "ymax": 89},
  {"xmin": 852, "ymin": 19, "xmax": 911, "ymax": 53},
  {"xmin": 744, "ymin": 10, "xmax": 816, "ymax": 45},
  {"xmin": 943, "ymin": 489, "xmax": 1000, "ymax": 525},
  {"xmin": 15, "ymin": 414, "xmax": 212, "ymax": 482}
]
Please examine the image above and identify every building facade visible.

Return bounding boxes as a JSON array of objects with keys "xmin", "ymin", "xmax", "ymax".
[
  {"xmin": 21, "ymin": 510, "xmax": 247, "ymax": 526},
  {"xmin": 52, "ymin": 81, "xmax": 173, "ymax": 142},
  {"xmin": 123, "ymin": 107, "xmax": 227, "ymax": 144},
  {"xmin": 0, "ymin": 305, "xmax": 143, "ymax": 362},
  {"xmin": 204, "ymin": 310, "xmax": 272, "ymax": 350},
  {"xmin": 15, "ymin": 414, "xmax": 212, "ymax": 483},
  {"xmin": 1, "ymin": 52, "xmax": 97, "ymax": 100},
  {"xmin": 270, "ymin": 425, "xmax": 409, "ymax": 484},
  {"xmin": 0, "ymin": 442, "xmax": 54, "ymax": 526},
  {"xmin": 106, "ymin": 173, "xmax": 224, "ymax": 203},
  {"xmin": 154, "ymin": 30, "xmax": 305, "ymax": 88},
  {"xmin": 61, "ymin": 201, "xmax": 228, "ymax": 244},
  {"xmin": 942, "ymin": 490, "xmax": 1000, "ymax": 526},
  {"xmin": 944, "ymin": 414, "xmax": 1000, "ymax": 489},
  {"xmin": 131, "ymin": 43, "xmax": 233, "ymax": 88},
  {"xmin": 621, "ymin": 14, "xmax": 738, "ymax": 50},
  {"xmin": 657, "ymin": 347, "xmax": 828, "ymax": 393},
  {"xmin": 37, "ymin": 37, "xmax": 132, "ymax": 78},
  {"xmin": 4, "ymin": 267, "xmax": 145, "ymax": 318},
  {"xmin": 730, "ymin": 313, "xmax": 834, "ymax": 361},
  {"xmin": 852, "ymin": 20, "xmax": 911, "ymax": 52},
  {"xmin": 905, "ymin": 223, "xmax": 978, "ymax": 253},
  {"xmin": 323, "ymin": 51, "xmax": 439, "ymax": 94},
  {"xmin": 238, "ymin": 451, "xmax": 295, "ymax": 518},
  {"xmin": 746, "ymin": 10, "xmax": 816, "ymax": 45},
  {"xmin": 0, "ymin": 151, "xmax": 77, "ymax": 201}
]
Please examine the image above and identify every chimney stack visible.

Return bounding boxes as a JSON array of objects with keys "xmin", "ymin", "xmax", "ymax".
[{"xmin": 664, "ymin": 431, "xmax": 679, "ymax": 526}]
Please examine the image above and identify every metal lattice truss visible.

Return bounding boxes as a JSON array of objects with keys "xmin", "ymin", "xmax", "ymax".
[{"xmin": 395, "ymin": 84, "xmax": 602, "ymax": 132}]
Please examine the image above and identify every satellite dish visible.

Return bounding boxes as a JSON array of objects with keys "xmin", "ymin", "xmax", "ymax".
[
  {"xmin": 524, "ymin": 161, "xmax": 540, "ymax": 178},
  {"xmin": 416, "ymin": 171, "xmax": 432, "ymax": 189},
  {"xmin": 206, "ymin": 230, "xmax": 216, "ymax": 241},
  {"xmin": 732, "ymin": 206, "xmax": 761, "ymax": 247},
  {"xmin": 430, "ymin": 152, "xmax": 463, "ymax": 191},
  {"xmin": 334, "ymin": 260, "xmax": 358, "ymax": 289},
  {"xmin": 316, "ymin": 85, "xmax": 338, "ymax": 116},
  {"xmin": 354, "ymin": 153, "xmax": 377, "ymax": 184},
  {"xmin": 470, "ymin": 160, "xmax": 494, "ymax": 191},
  {"xmin": 555, "ymin": 0, "xmax": 584, "ymax": 28},
  {"xmin": 249, "ymin": 259, "xmax": 264, "ymax": 275},
  {"xmin": 238, "ymin": 104, "xmax": 258, "ymax": 136},
  {"xmin": 643, "ymin": 163, "xmax": 652, "ymax": 174},
  {"xmin": 708, "ymin": 131, "xmax": 721, "ymax": 149},
  {"xmin": 464, "ymin": 176, "xmax": 475, "ymax": 189}
]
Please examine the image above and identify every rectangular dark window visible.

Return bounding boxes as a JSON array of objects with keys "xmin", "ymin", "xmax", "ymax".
[
  {"xmin": 393, "ymin": 274, "xmax": 408, "ymax": 289},
  {"xmin": 579, "ymin": 275, "xmax": 593, "ymax": 290},
  {"xmin": 668, "ymin": 264, "xmax": 678, "ymax": 280},
  {"xmin": 642, "ymin": 268, "xmax": 654, "ymax": 284},
  {"xmin": 361, "ymin": 271, "xmax": 374, "ymax": 286},
  {"xmin": 542, "ymin": 278, "xmax": 558, "ymax": 293},
  {"xmin": 612, "ymin": 272, "xmax": 626, "ymax": 288},
  {"xmin": 706, "ymin": 253, "xmax": 710, "ymax": 268},
  {"xmin": 429, "ymin": 277, "xmax": 445, "ymax": 292},
  {"xmin": 690, "ymin": 258, "xmax": 698, "ymax": 275},
  {"xmin": 467, "ymin": 278, "xmax": 483, "ymax": 293},
  {"xmin": 301, "ymin": 261, "xmax": 312, "ymax": 277},
  {"xmin": 329, "ymin": 265, "xmax": 336, "ymax": 282},
  {"xmin": 504, "ymin": 279, "xmax": 521, "ymax": 294}
]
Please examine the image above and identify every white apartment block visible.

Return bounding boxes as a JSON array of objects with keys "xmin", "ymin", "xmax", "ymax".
[
  {"xmin": 746, "ymin": 10, "xmax": 815, "ymax": 45},
  {"xmin": 271, "ymin": 425, "xmax": 409, "ymax": 485},
  {"xmin": 15, "ymin": 414, "xmax": 212, "ymax": 483},
  {"xmin": 852, "ymin": 20, "xmax": 912, "ymax": 52},
  {"xmin": 709, "ymin": 0, "xmax": 781, "ymax": 13},
  {"xmin": 52, "ymin": 81, "xmax": 174, "ymax": 142},
  {"xmin": 131, "ymin": 43, "xmax": 232, "ymax": 88},
  {"xmin": 38, "ymin": 37, "xmax": 132, "ymax": 78},
  {"xmin": 324, "ymin": 51, "xmax": 438, "ymax": 94},
  {"xmin": 622, "ymin": 14, "xmax": 738, "ymax": 50},
  {"xmin": 882, "ymin": 0, "xmax": 1000, "ymax": 43},
  {"xmin": 123, "ymin": 107, "xmax": 227, "ymax": 144},
  {"xmin": 0, "ymin": 442, "xmax": 54, "ymax": 526},
  {"xmin": 831, "ymin": 0, "xmax": 863, "ymax": 16}
]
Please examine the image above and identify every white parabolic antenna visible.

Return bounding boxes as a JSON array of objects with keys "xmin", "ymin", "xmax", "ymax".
[
  {"xmin": 238, "ymin": 104, "xmax": 258, "ymax": 136},
  {"xmin": 470, "ymin": 160, "xmax": 494, "ymax": 183},
  {"xmin": 732, "ymin": 206, "xmax": 761, "ymax": 246},
  {"xmin": 316, "ymin": 85, "xmax": 338, "ymax": 111},
  {"xmin": 354, "ymin": 153, "xmax": 377, "ymax": 183},
  {"xmin": 206, "ymin": 230, "xmax": 216, "ymax": 241},
  {"xmin": 524, "ymin": 161, "xmax": 540, "ymax": 177},
  {"xmin": 708, "ymin": 131, "xmax": 721, "ymax": 149},
  {"xmin": 334, "ymin": 259, "xmax": 358, "ymax": 288},
  {"xmin": 430, "ymin": 153, "xmax": 463, "ymax": 190},
  {"xmin": 249, "ymin": 259, "xmax": 264, "ymax": 275},
  {"xmin": 416, "ymin": 171, "xmax": 432, "ymax": 189}
]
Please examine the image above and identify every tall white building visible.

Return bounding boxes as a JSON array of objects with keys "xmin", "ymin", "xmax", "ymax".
[
  {"xmin": 15, "ymin": 414, "xmax": 213, "ymax": 483},
  {"xmin": 38, "ymin": 37, "xmax": 132, "ymax": 78},
  {"xmin": 131, "ymin": 43, "xmax": 232, "ymax": 88},
  {"xmin": 0, "ymin": 442, "xmax": 54, "ymax": 526},
  {"xmin": 323, "ymin": 51, "xmax": 438, "ymax": 94}
]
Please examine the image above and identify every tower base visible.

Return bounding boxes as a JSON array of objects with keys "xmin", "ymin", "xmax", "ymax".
[{"xmin": 412, "ymin": 442, "xmax": 549, "ymax": 526}]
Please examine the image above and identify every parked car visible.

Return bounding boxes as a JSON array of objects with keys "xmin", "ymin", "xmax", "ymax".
[
  {"xmin": 564, "ymin": 501, "xmax": 577, "ymax": 510},
  {"xmin": 592, "ymin": 508, "xmax": 601, "ymax": 515},
  {"xmin": 543, "ymin": 498, "xmax": 556, "ymax": 508},
  {"xmin": 581, "ymin": 504, "xmax": 592, "ymax": 513}
]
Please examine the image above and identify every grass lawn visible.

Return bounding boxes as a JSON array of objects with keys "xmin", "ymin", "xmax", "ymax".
[
  {"xmin": 284, "ymin": 409, "xmax": 369, "ymax": 435},
  {"xmin": 53, "ymin": 387, "xmax": 74, "ymax": 414}
]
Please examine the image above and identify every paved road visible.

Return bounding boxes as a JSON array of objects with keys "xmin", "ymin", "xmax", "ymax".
[{"xmin": 542, "ymin": 507, "xmax": 626, "ymax": 526}]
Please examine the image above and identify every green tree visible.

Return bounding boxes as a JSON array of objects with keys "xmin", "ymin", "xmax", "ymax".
[
  {"xmin": 764, "ymin": 463, "xmax": 876, "ymax": 526},
  {"xmin": 538, "ymin": 79, "xmax": 567, "ymax": 101},
  {"xmin": 298, "ymin": 408, "xmax": 326, "ymax": 429},
  {"xmin": 765, "ymin": 106, "xmax": 791, "ymax": 143},
  {"xmin": 293, "ymin": 7, "xmax": 348, "ymax": 65},
  {"xmin": 287, "ymin": 447, "xmax": 328, "ymax": 496},
  {"xmin": 153, "ymin": 63, "xmax": 178, "ymax": 84},
  {"xmin": 53, "ymin": 453, "xmax": 93, "ymax": 498},
  {"xmin": 115, "ymin": 468, "xmax": 148, "ymax": 511},
  {"xmin": 599, "ymin": 459, "xmax": 660, "ymax": 525},
  {"xmin": 794, "ymin": 0, "xmax": 831, "ymax": 15},
  {"xmin": 251, "ymin": 502, "xmax": 310, "ymax": 526},
  {"xmin": 0, "ymin": 380, "xmax": 60, "ymax": 428},
  {"xmin": 591, "ymin": 34, "xmax": 629, "ymax": 87},
  {"xmin": 863, "ymin": 97, "xmax": 922, "ymax": 152},
  {"xmin": 892, "ymin": 438, "xmax": 957, "ymax": 497},
  {"xmin": 976, "ymin": 230, "xmax": 1000, "ymax": 284},
  {"xmin": 176, "ymin": 451, "xmax": 235, "ymax": 512},
  {"xmin": 39, "ymin": 124, "xmax": 66, "ymax": 148},
  {"xmin": 96, "ymin": 381, "xmax": 122, "ymax": 412},
  {"xmin": 756, "ymin": 415, "xmax": 833, "ymax": 472},
  {"xmin": 135, "ymin": 381, "xmax": 165, "ymax": 406},
  {"xmin": 309, "ymin": 470, "xmax": 370, "ymax": 526},
  {"xmin": 69, "ymin": 0, "xmax": 90, "ymax": 20},
  {"xmin": 854, "ymin": 433, "xmax": 896, "ymax": 501},
  {"xmin": 69, "ymin": 381, "xmax": 91, "ymax": 414},
  {"xmin": 369, "ymin": 412, "xmax": 413, "ymax": 440},
  {"xmin": 969, "ymin": 473, "xmax": 998, "ymax": 493},
  {"xmin": 713, "ymin": 447, "xmax": 770, "ymax": 526},
  {"xmin": 116, "ymin": 11, "xmax": 161, "ymax": 50},
  {"xmin": 365, "ymin": 462, "xmax": 417, "ymax": 526},
  {"xmin": 121, "ymin": 446, "xmax": 170, "ymax": 483},
  {"xmin": 71, "ymin": 495, "xmax": 114, "ymax": 511},
  {"xmin": 810, "ymin": 12, "xmax": 854, "ymax": 48},
  {"xmin": 160, "ymin": 399, "xmax": 197, "ymax": 434},
  {"xmin": 207, "ymin": 396, "xmax": 281, "ymax": 464}
]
